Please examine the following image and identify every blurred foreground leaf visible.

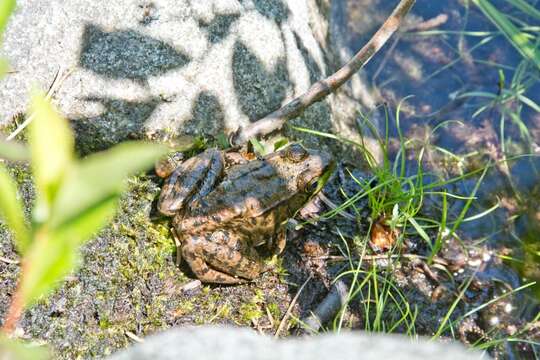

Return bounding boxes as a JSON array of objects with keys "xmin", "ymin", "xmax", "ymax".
[
  {"xmin": 17, "ymin": 226, "xmax": 82, "ymax": 308},
  {"xmin": 0, "ymin": 58, "xmax": 7, "ymax": 78},
  {"xmin": 17, "ymin": 141, "xmax": 166, "ymax": 307},
  {"xmin": 0, "ymin": 140, "xmax": 30, "ymax": 161},
  {"xmin": 1, "ymin": 93, "xmax": 168, "ymax": 311},
  {"xmin": 0, "ymin": 336, "xmax": 49, "ymax": 360},
  {"xmin": 50, "ymin": 141, "xmax": 167, "ymax": 228},
  {"xmin": 0, "ymin": 0, "xmax": 15, "ymax": 38},
  {"xmin": 29, "ymin": 91, "xmax": 74, "ymax": 219},
  {"xmin": 0, "ymin": 164, "xmax": 29, "ymax": 252},
  {"xmin": 0, "ymin": 0, "xmax": 15, "ymax": 79}
]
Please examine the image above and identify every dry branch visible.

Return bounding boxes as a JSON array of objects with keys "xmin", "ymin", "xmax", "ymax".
[{"xmin": 231, "ymin": 0, "xmax": 416, "ymax": 145}]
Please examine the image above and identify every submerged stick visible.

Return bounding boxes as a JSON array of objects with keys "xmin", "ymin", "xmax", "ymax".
[
  {"xmin": 297, "ymin": 279, "xmax": 350, "ymax": 334},
  {"xmin": 231, "ymin": 0, "xmax": 416, "ymax": 145}
]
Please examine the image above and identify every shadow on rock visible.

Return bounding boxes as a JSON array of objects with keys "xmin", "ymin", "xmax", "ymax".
[
  {"xmin": 79, "ymin": 24, "xmax": 190, "ymax": 81},
  {"xmin": 292, "ymin": 31, "xmax": 322, "ymax": 83},
  {"xmin": 252, "ymin": 0, "xmax": 290, "ymax": 24},
  {"xmin": 199, "ymin": 13, "xmax": 241, "ymax": 44},
  {"xmin": 70, "ymin": 96, "xmax": 160, "ymax": 155},
  {"xmin": 232, "ymin": 41, "xmax": 290, "ymax": 122},
  {"xmin": 181, "ymin": 91, "xmax": 225, "ymax": 138}
]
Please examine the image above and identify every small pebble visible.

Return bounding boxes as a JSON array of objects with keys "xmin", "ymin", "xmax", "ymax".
[{"xmin": 181, "ymin": 280, "xmax": 202, "ymax": 292}]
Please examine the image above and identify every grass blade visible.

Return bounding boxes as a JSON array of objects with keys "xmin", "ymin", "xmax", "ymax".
[{"xmin": 473, "ymin": 0, "xmax": 540, "ymax": 69}]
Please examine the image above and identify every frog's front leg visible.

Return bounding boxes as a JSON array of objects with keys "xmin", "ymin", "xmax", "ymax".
[
  {"xmin": 181, "ymin": 231, "xmax": 264, "ymax": 284},
  {"xmin": 157, "ymin": 148, "xmax": 224, "ymax": 216},
  {"xmin": 267, "ymin": 226, "xmax": 287, "ymax": 255}
]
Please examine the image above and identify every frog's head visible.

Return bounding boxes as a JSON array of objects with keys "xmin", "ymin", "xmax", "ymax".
[{"xmin": 269, "ymin": 143, "xmax": 334, "ymax": 194}]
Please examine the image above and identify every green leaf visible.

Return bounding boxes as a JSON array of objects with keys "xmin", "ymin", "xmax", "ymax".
[
  {"xmin": 28, "ymin": 92, "xmax": 74, "ymax": 220},
  {"xmin": 0, "ymin": 0, "xmax": 15, "ymax": 38},
  {"xmin": 250, "ymin": 138, "xmax": 266, "ymax": 156},
  {"xmin": 52, "ymin": 196, "xmax": 118, "ymax": 247},
  {"xmin": 273, "ymin": 138, "xmax": 289, "ymax": 151},
  {"xmin": 0, "ymin": 336, "xmax": 49, "ymax": 360},
  {"xmin": 0, "ymin": 163, "xmax": 30, "ymax": 252},
  {"xmin": 49, "ymin": 141, "xmax": 166, "ymax": 229}
]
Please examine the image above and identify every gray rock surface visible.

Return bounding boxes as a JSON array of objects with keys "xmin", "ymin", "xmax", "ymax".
[
  {"xmin": 0, "ymin": 0, "xmax": 376, "ymax": 154},
  {"xmin": 110, "ymin": 326, "xmax": 486, "ymax": 360}
]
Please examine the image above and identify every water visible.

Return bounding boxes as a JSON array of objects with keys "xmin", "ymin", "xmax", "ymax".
[{"xmin": 331, "ymin": 0, "xmax": 540, "ymax": 346}]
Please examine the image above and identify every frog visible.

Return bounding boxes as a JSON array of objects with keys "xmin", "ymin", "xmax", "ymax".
[{"xmin": 156, "ymin": 144, "xmax": 333, "ymax": 284}]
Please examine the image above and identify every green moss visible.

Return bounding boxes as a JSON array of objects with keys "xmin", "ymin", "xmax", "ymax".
[
  {"xmin": 238, "ymin": 290, "xmax": 267, "ymax": 324},
  {"xmin": 266, "ymin": 302, "xmax": 281, "ymax": 321},
  {"xmin": 209, "ymin": 304, "xmax": 231, "ymax": 322},
  {"xmin": 98, "ymin": 317, "xmax": 111, "ymax": 330},
  {"xmin": 174, "ymin": 300, "xmax": 195, "ymax": 317},
  {"xmin": 239, "ymin": 302, "xmax": 263, "ymax": 323}
]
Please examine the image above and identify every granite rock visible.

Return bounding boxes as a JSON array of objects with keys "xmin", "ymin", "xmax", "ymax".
[{"xmin": 1, "ymin": 0, "xmax": 377, "ymax": 154}]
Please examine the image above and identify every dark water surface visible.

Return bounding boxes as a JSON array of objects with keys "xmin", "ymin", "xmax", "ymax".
[{"xmin": 332, "ymin": 0, "xmax": 540, "ymax": 339}]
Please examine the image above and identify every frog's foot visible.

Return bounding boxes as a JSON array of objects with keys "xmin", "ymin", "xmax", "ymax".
[
  {"xmin": 181, "ymin": 235, "xmax": 263, "ymax": 284},
  {"xmin": 182, "ymin": 250, "xmax": 247, "ymax": 284},
  {"xmin": 155, "ymin": 152, "xmax": 184, "ymax": 178},
  {"xmin": 158, "ymin": 148, "xmax": 224, "ymax": 216},
  {"xmin": 272, "ymin": 228, "xmax": 287, "ymax": 254}
]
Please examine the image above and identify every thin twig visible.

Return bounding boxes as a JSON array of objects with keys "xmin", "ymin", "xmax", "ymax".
[
  {"xmin": 231, "ymin": 0, "xmax": 416, "ymax": 145},
  {"xmin": 317, "ymin": 192, "xmax": 356, "ymax": 221},
  {"xmin": 312, "ymin": 253, "xmax": 449, "ymax": 266},
  {"xmin": 125, "ymin": 330, "xmax": 144, "ymax": 343},
  {"xmin": 275, "ymin": 274, "xmax": 313, "ymax": 338},
  {"xmin": 7, "ymin": 67, "xmax": 74, "ymax": 141},
  {"xmin": 0, "ymin": 256, "xmax": 19, "ymax": 265}
]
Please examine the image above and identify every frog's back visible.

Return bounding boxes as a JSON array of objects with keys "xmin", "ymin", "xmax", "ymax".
[{"xmin": 197, "ymin": 160, "xmax": 298, "ymax": 218}]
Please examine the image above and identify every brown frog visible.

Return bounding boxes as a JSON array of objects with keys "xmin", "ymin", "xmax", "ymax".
[{"xmin": 156, "ymin": 144, "xmax": 333, "ymax": 284}]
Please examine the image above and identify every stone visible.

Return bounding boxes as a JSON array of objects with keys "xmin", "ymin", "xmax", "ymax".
[
  {"xmin": 109, "ymin": 326, "xmax": 486, "ymax": 360},
  {"xmin": 0, "ymin": 0, "xmax": 378, "ymax": 156}
]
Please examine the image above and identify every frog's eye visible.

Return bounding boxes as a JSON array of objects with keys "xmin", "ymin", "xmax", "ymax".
[
  {"xmin": 297, "ymin": 170, "xmax": 319, "ymax": 193},
  {"xmin": 284, "ymin": 144, "xmax": 308, "ymax": 162}
]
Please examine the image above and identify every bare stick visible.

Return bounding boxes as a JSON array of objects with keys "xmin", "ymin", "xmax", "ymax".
[
  {"xmin": 297, "ymin": 278, "xmax": 349, "ymax": 335},
  {"xmin": 231, "ymin": 0, "xmax": 416, "ymax": 145},
  {"xmin": 275, "ymin": 274, "xmax": 313, "ymax": 338},
  {"xmin": 125, "ymin": 330, "xmax": 145, "ymax": 343}
]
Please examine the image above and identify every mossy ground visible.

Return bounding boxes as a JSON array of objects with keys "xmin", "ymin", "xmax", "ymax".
[{"xmin": 0, "ymin": 165, "xmax": 308, "ymax": 359}]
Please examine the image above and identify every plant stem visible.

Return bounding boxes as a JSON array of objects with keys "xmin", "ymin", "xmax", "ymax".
[{"xmin": 1, "ymin": 281, "xmax": 24, "ymax": 335}]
